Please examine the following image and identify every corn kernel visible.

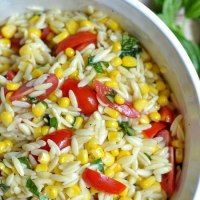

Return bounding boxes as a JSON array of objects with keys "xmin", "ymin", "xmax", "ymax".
[
  {"xmin": 171, "ymin": 140, "xmax": 184, "ymax": 149},
  {"xmin": 38, "ymin": 152, "xmax": 50, "ymax": 164},
  {"xmin": 114, "ymin": 94, "xmax": 125, "ymax": 105},
  {"xmin": 0, "ymin": 63, "xmax": 9, "ymax": 73},
  {"xmin": 148, "ymin": 85, "xmax": 158, "ymax": 94},
  {"xmin": 102, "ymin": 152, "xmax": 115, "ymax": 166},
  {"xmin": 73, "ymin": 116, "xmax": 84, "ymax": 129},
  {"xmin": 0, "ymin": 162, "xmax": 5, "ymax": 171},
  {"xmin": 31, "ymin": 68, "xmax": 43, "ymax": 78},
  {"xmin": 19, "ymin": 44, "xmax": 32, "ymax": 56},
  {"xmin": 152, "ymin": 65, "xmax": 160, "ymax": 73},
  {"xmin": 139, "ymin": 115, "xmax": 150, "ymax": 124},
  {"xmin": 111, "ymin": 57, "xmax": 122, "ymax": 67},
  {"xmin": 149, "ymin": 111, "xmax": 161, "ymax": 122},
  {"xmin": 120, "ymin": 188, "xmax": 128, "ymax": 197},
  {"xmin": 122, "ymin": 56, "xmax": 137, "ymax": 67},
  {"xmin": 35, "ymin": 164, "xmax": 48, "ymax": 172},
  {"xmin": 66, "ymin": 20, "xmax": 79, "ymax": 34},
  {"xmin": 119, "ymin": 197, "xmax": 132, "ymax": 200},
  {"xmin": 117, "ymin": 150, "xmax": 131, "ymax": 159},
  {"xmin": 91, "ymin": 147, "xmax": 104, "ymax": 159},
  {"xmin": 65, "ymin": 47, "xmax": 75, "ymax": 58},
  {"xmin": 59, "ymin": 153, "xmax": 75, "ymax": 164},
  {"xmin": 133, "ymin": 99, "xmax": 148, "ymax": 112},
  {"xmin": 145, "ymin": 62, "xmax": 153, "ymax": 70},
  {"xmin": 139, "ymin": 83, "xmax": 149, "ymax": 94},
  {"xmin": 3, "ymin": 139, "xmax": 13, "ymax": 150},
  {"xmin": 105, "ymin": 120, "xmax": 119, "ymax": 129},
  {"xmin": 5, "ymin": 92, "xmax": 13, "ymax": 104},
  {"xmin": 114, "ymin": 163, "xmax": 122, "ymax": 172},
  {"xmin": 65, "ymin": 184, "xmax": 80, "ymax": 197},
  {"xmin": 28, "ymin": 27, "xmax": 41, "ymax": 38},
  {"xmin": 41, "ymin": 126, "xmax": 50, "ymax": 136},
  {"xmin": 151, "ymin": 182, "xmax": 161, "ymax": 192},
  {"xmin": 111, "ymin": 149, "xmax": 119, "ymax": 157},
  {"xmin": 69, "ymin": 70, "xmax": 79, "ymax": 79},
  {"xmin": 32, "ymin": 102, "xmax": 46, "ymax": 117},
  {"xmin": 6, "ymin": 82, "xmax": 20, "ymax": 91},
  {"xmin": 175, "ymin": 148, "xmax": 183, "ymax": 163},
  {"xmin": 139, "ymin": 176, "xmax": 156, "ymax": 189},
  {"xmin": 108, "ymin": 131, "xmax": 123, "ymax": 142},
  {"xmin": 160, "ymin": 89, "xmax": 170, "ymax": 98},
  {"xmin": 29, "ymin": 15, "xmax": 39, "ymax": 24},
  {"xmin": 106, "ymin": 19, "xmax": 119, "ymax": 31},
  {"xmin": 109, "ymin": 70, "xmax": 120, "ymax": 80},
  {"xmin": 112, "ymin": 41, "xmax": 121, "ymax": 52},
  {"xmin": 48, "ymin": 93, "xmax": 58, "ymax": 102},
  {"xmin": 80, "ymin": 20, "xmax": 93, "ymax": 28},
  {"xmin": 104, "ymin": 168, "xmax": 114, "ymax": 177},
  {"xmin": 90, "ymin": 187, "xmax": 98, "ymax": 194},
  {"xmin": 58, "ymin": 97, "xmax": 70, "ymax": 108},
  {"xmin": 0, "ymin": 111, "xmax": 13, "ymax": 127},
  {"xmin": 65, "ymin": 114, "xmax": 74, "ymax": 124},
  {"xmin": 105, "ymin": 81, "xmax": 118, "ymax": 88},
  {"xmin": 104, "ymin": 107, "xmax": 120, "ymax": 119},
  {"xmin": 44, "ymin": 185, "xmax": 58, "ymax": 199},
  {"xmin": 54, "ymin": 67, "xmax": 63, "ymax": 78},
  {"xmin": 1, "ymin": 24, "xmax": 17, "ymax": 39},
  {"xmin": 33, "ymin": 127, "xmax": 42, "ymax": 139},
  {"xmin": 77, "ymin": 149, "xmax": 89, "ymax": 164},
  {"xmin": 53, "ymin": 31, "xmax": 69, "ymax": 44},
  {"xmin": 61, "ymin": 61, "xmax": 70, "ymax": 70},
  {"xmin": 85, "ymin": 138, "xmax": 99, "ymax": 151},
  {"xmin": 0, "ymin": 142, "xmax": 6, "ymax": 154},
  {"xmin": 158, "ymin": 95, "xmax": 169, "ymax": 106},
  {"xmin": 156, "ymin": 80, "xmax": 166, "ymax": 91},
  {"xmin": 0, "ymin": 38, "xmax": 11, "ymax": 48}
]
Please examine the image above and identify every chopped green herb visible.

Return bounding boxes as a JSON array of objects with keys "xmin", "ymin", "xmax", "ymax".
[
  {"xmin": 120, "ymin": 34, "xmax": 141, "ymax": 58},
  {"xmin": 88, "ymin": 56, "xmax": 109, "ymax": 73},
  {"xmin": 119, "ymin": 121, "xmax": 135, "ymax": 136},
  {"xmin": 43, "ymin": 114, "xmax": 50, "ymax": 124},
  {"xmin": 18, "ymin": 157, "xmax": 32, "ymax": 169},
  {"xmin": 27, "ymin": 97, "xmax": 39, "ymax": 104},
  {"xmin": 91, "ymin": 158, "xmax": 104, "ymax": 172},
  {"xmin": 0, "ymin": 183, "xmax": 9, "ymax": 193},
  {"xmin": 26, "ymin": 178, "xmax": 40, "ymax": 197},
  {"xmin": 49, "ymin": 117, "xmax": 58, "ymax": 129},
  {"xmin": 144, "ymin": 153, "xmax": 152, "ymax": 161},
  {"xmin": 106, "ymin": 90, "xmax": 117, "ymax": 103}
]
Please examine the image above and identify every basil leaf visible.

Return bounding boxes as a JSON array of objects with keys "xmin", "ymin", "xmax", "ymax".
[
  {"xmin": 26, "ymin": 178, "xmax": 40, "ymax": 197},
  {"xmin": 0, "ymin": 183, "xmax": 9, "ymax": 192},
  {"xmin": 18, "ymin": 157, "xmax": 31, "ymax": 169},
  {"xmin": 28, "ymin": 97, "xmax": 39, "ymax": 104},
  {"xmin": 88, "ymin": 56, "xmax": 109, "ymax": 73},
  {"xmin": 120, "ymin": 34, "xmax": 141, "ymax": 58},
  {"xmin": 93, "ymin": 62, "xmax": 103, "ymax": 73},
  {"xmin": 185, "ymin": 0, "xmax": 200, "ymax": 19},
  {"xmin": 49, "ymin": 117, "xmax": 58, "ymax": 129},
  {"xmin": 105, "ymin": 90, "xmax": 117, "ymax": 103},
  {"xmin": 119, "ymin": 121, "xmax": 135, "ymax": 136},
  {"xmin": 144, "ymin": 153, "xmax": 152, "ymax": 161},
  {"xmin": 91, "ymin": 158, "xmax": 104, "ymax": 172}
]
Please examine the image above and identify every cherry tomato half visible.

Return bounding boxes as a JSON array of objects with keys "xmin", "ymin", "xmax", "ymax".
[
  {"xmin": 41, "ymin": 27, "xmax": 52, "ymax": 40},
  {"xmin": 6, "ymin": 70, "xmax": 16, "ymax": 81},
  {"xmin": 160, "ymin": 106, "xmax": 174, "ymax": 123},
  {"xmin": 82, "ymin": 168, "xmax": 126, "ymax": 194},
  {"xmin": 156, "ymin": 129, "xmax": 171, "ymax": 146}
]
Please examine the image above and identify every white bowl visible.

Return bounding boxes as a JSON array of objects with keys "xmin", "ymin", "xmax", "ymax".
[{"xmin": 0, "ymin": 0, "xmax": 200, "ymax": 199}]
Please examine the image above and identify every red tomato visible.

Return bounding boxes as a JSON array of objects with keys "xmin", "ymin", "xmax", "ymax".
[
  {"xmin": 10, "ymin": 37, "xmax": 21, "ymax": 51},
  {"xmin": 75, "ymin": 40, "xmax": 96, "ymax": 51},
  {"xmin": 94, "ymin": 80, "xmax": 139, "ymax": 118},
  {"xmin": 82, "ymin": 168, "xmax": 126, "ymax": 194},
  {"xmin": 160, "ymin": 106, "xmax": 174, "ymax": 123},
  {"xmin": 10, "ymin": 74, "xmax": 58, "ymax": 101},
  {"xmin": 143, "ymin": 122, "xmax": 167, "ymax": 138},
  {"xmin": 41, "ymin": 129, "xmax": 73, "ymax": 151},
  {"xmin": 6, "ymin": 70, "xmax": 16, "ymax": 80},
  {"xmin": 161, "ymin": 147, "xmax": 175, "ymax": 196},
  {"xmin": 156, "ymin": 129, "xmax": 171, "ymax": 146},
  {"xmin": 61, "ymin": 78, "xmax": 98, "ymax": 115},
  {"xmin": 41, "ymin": 27, "xmax": 52, "ymax": 40},
  {"xmin": 55, "ymin": 31, "xmax": 97, "ymax": 55}
]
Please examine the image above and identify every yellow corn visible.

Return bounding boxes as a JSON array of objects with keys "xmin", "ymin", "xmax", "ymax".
[
  {"xmin": 139, "ymin": 83, "xmax": 149, "ymax": 94},
  {"xmin": 65, "ymin": 184, "xmax": 80, "ymax": 197},
  {"xmin": 65, "ymin": 114, "xmax": 74, "ymax": 124},
  {"xmin": 104, "ymin": 168, "xmax": 114, "ymax": 177},
  {"xmin": 114, "ymin": 163, "xmax": 122, "ymax": 172},
  {"xmin": 41, "ymin": 126, "xmax": 50, "ymax": 136},
  {"xmin": 122, "ymin": 56, "xmax": 137, "ymax": 67},
  {"xmin": 151, "ymin": 182, "xmax": 161, "ymax": 192},
  {"xmin": 105, "ymin": 120, "xmax": 119, "ymax": 129},
  {"xmin": 0, "ymin": 38, "xmax": 11, "ymax": 48},
  {"xmin": 85, "ymin": 138, "xmax": 99, "ymax": 151},
  {"xmin": 0, "ymin": 142, "xmax": 7, "ymax": 154},
  {"xmin": 77, "ymin": 149, "xmax": 89, "ymax": 164},
  {"xmin": 109, "ymin": 70, "xmax": 120, "ymax": 80},
  {"xmin": 112, "ymin": 41, "xmax": 121, "ymax": 52},
  {"xmin": 19, "ymin": 44, "xmax": 32, "ymax": 56},
  {"xmin": 28, "ymin": 27, "xmax": 41, "ymax": 38},
  {"xmin": 175, "ymin": 148, "xmax": 183, "ymax": 163},
  {"xmin": 102, "ymin": 152, "xmax": 115, "ymax": 166},
  {"xmin": 156, "ymin": 80, "xmax": 166, "ymax": 91},
  {"xmin": 148, "ymin": 85, "xmax": 158, "ymax": 94},
  {"xmin": 90, "ymin": 187, "xmax": 98, "ymax": 194},
  {"xmin": 111, "ymin": 57, "xmax": 122, "ymax": 67},
  {"xmin": 149, "ymin": 111, "xmax": 161, "ymax": 122},
  {"xmin": 114, "ymin": 94, "xmax": 125, "ymax": 105},
  {"xmin": 53, "ymin": 31, "xmax": 69, "ymax": 44},
  {"xmin": 32, "ymin": 102, "xmax": 46, "ymax": 117},
  {"xmin": 66, "ymin": 20, "xmax": 79, "ymax": 34},
  {"xmin": 111, "ymin": 149, "xmax": 119, "ymax": 157},
  {"xmin": 104, "ymin": 107, "xmax": 120, "ymax": 119},
  {"xmin": 54, "ymin": 67, "xmax": 64, "ymax": 78},
  {"xmin": 33, "ymin": 127, "xmax": 42, "ymax": 139},
  {"xmin": 65, "ymin": 47, "xmax": 75, "ymax": 58},
  {"xmin": 59, "ymin": 153, "xmax": 75, "ymax": 164},
  {"xmin": 171, "ymin": 140, "xmax": 184, "ymax": 149},
  {"xmin": 48, "ymin": 93, "xmax": 58, "ymax": 102},
  {"xmin": 29, "ymin": 15, "xmax": 39, "ymax": 24},
  {"xmin": 0, "ymin": 162, "xmax": 5, "ymax": 171},
  {"xmin": 106, "ymin": 19, "xmax": 119, "ymax": 31},
  {"xmin": 35, "ymin": 164, "xmax": 48, "ymax": 172},
  {"xmin": 117, "ymin": 150, "xmax": 131, "ymax": 160},
  {"xmin": 61, "ymin": 61, "xmax": 70, "ymax": 70},
  {"xmin": 44, "ymin": 185, "xmax": 58, "ymax": 199},
  {"xmin": 119, "ymin": 197, "xmax": 132, "ymax": 200},
  {"xmin": 31, "ymin": 68, "xmax": 43, "ymax": 78},
  {"xmin": 108, "ymin": 131, "xmax": 123, "ymax": 142},
  {"xmin": 38, "ymin": 152, "xmax": 50, "ymax": 164},
  {"xmin": 1, "ymin": 24, "xmax": 17, "ymax": 39},
  {"xmin": 69, "ymin": 70, "xmax": 79, "ymax": 79},
  {"xmin": 0, "ymin": 111, "xmax": 13, "ymax": 127},
  {"xmin": 91, "ymin": 147, "xmax": 104, "ymax": 159},
  {"xmin": 152, "ymin": 65, "xmax": 160, "ymax": 73},
  {"xmin": 139, "ymin": 115, "xmax": 150, "ymax": 124},
  {"xmin": 120, "ymin": 188, "xmax": 128, "ymax": 197},
  {"xmin": 0, "ymin": 63, "xmax": 9, "ymax": 73},
  {"xmin": 5, "ymin": 92, "xmax": 13, "ymax": 104},
  {"xmin": 105, "ymin": 81, "xmax": 118, "ymax": 88},
  {"xmin": 139, "ymin": 176, "xmax": 156, "ymax": 189},
  {"xmin": 158, "ymin": 95, "xmax": 169, "ymax": 106},
  {"xmin": 133, "ymin": 99, "xmax": 148, "ymax": 112},
  {"xmin": 6, "ymin": 82, "xmax": 20, "ymax": 91},
  {"xmin": 144, "ymin": 62, "xmax": 153, "ymax": 70},
  {"xmin": 58, "ymin": 97, "xmax": 70, "ymax": 108},
  {"xmin": 73, "ymin": 116, "xmax": 84, "ymax": 129},
  {"xmin": 160, "ymin": 89, "xmax": 170, "ymax": 98},
  {"xmin": 80, "ymin": 20, "xmax": 93, "ymax": 28}
]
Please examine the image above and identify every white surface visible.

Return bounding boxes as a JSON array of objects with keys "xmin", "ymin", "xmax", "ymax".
[{"xmin": 0, "ymin": 0, "xmax": 200, "ymax": 199}]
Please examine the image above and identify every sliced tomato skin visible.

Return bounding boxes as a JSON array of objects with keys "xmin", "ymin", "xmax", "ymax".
[
  {"xmin": 61, "ymin": 78, "xmax": 98, "ymax": 115},
  {"xmin": 94, "ymin": 80, "xmax": 139, "ymax": 118},
  {"xmin": 41, "ymin": 27, "xmax": 52, "ymax": 40},
  {"xmin": 6, "ymin": 70, "xmax": 16, "ymax": 81},
  {"xmin": 82, "ymin": 168, "xmax": 126, "ymax": 194},
  {"xmin": 41, "ymin": 129, "xmax": 73, "ymax": 151},
  {"xmin": 156, "ymin": 129, "xmax": 171, "ymax": 146},
  {"xmin": 160, "ymin": 106, "xmax": 174, "ymax": 123},
  {"xmin": 143, "ymin": 122, "xmax": 167, "ymax": 138},
  {"xmin": 55, "ymin": 31, "xmax": 97, "ymax": 55},
  {"xmin": 75, "ymin": 40, "xmax": 96, "ymax": 51}
]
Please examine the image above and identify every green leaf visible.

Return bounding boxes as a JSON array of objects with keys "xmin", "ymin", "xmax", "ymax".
[
  {"xmin": 18, "ymin": 157, "xmax": 32, "ymax": 169},
  {"xmin": 49, "ymin": 117, "xmax": 58, "ymax": 129},
  {"xmin": 93, "ymin": 62, "xmax": 104, "ymax": 73},
  {"xmin": 88, "ymin": 56, "xmax": 109, "ymax": 73},
  {"xmin": 144, "ymin": 153, "xmax": 152, "ymax": 161},
  {"xmin": 0, "ymin": 183, "xmax": 9, "ymax": 193},
  {"xmin": 26, "ymin": 178, "xmax": 40, "ymax": 197},
  {"xmin": 105, "ymin": 90, "xmax": 117, "ymax": 103},
  {"xmin": 119, "ymin": 121, "xmax": 135, "ymax": 136},
  {"xmin": 27, "ymin": 97, "xmax": 39, "ymax": 104},
  {"xmin": 185, "ymin": 0, "xmax": 200, "ymax": 19},
  {"xmin": 120, "ymin": 34, "xmax": 141, "ymax": 58},
  {"xmin": 91, "ymin": 158, "xmax": 104, "ymax": 172}
]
